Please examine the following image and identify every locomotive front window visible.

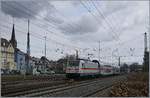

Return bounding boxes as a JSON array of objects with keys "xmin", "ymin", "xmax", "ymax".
[{"xmin": 68, "ymin": 60, "xmax": 79, "ymax": 66}]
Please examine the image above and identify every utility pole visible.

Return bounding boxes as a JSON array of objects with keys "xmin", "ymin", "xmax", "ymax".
[
  {"xmin": 143, "ymin": 32, "xmax": 149, "ymax": 72},
  {"xmin": 0, "ymin": 27, "xmax": 1, "ymax": 68},
  {"xmin": 27, "ymin": 20, "xmax": 30, "ymax": 56},
  {"xmin": 144, "ymin": 32, "xmax": 148, "ymax": 52},
  {"xmin": 25, "ymin": 19, "xmax": 30, "ymax": 77},
  {"xmin": 0, "ymin": 16, "xmax": 2, "ymax": 67},
  {"xmin": 75, "ymin": 49, "xmax": 78, "ymax": 59},
  {"xmin": 118, "ymin": 56, "xmax": 121, "ymax": 73},
  {"xmin": 44, "ymin": 33, "xmax": 47, "ymax": 72},
  {"xmin": 118, "ymin": 56, "xmax": 121, "ymax": 66},
  {"xmin": 98, "ymin": 41, "xmax": 100, "ymax": 62},
  {"xmin": 44, "ymin": 35, "xmax": 47, "ymax": 58}
]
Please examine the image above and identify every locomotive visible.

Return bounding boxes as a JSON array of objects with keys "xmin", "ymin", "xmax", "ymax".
[{"xmin": 65, "ymin": 59, "xmax": 120, "ymax": 78}]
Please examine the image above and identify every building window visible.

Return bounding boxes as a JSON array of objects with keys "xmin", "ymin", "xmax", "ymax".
[{"xmin": 3, "ymin": 42, "xmax": 5, "ymax": 46}]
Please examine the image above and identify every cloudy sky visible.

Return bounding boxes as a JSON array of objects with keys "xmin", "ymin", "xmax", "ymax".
[{"xmin": 0, "ymin": 0, "xmax": 149, "ymax": 65}]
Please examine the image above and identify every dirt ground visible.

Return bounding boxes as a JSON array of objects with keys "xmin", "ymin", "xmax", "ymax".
[{"xmin": 110, "ymin": 72, "xmax": 149, "ymax": 97}]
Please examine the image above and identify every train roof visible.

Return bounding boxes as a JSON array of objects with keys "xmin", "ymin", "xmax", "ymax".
[
  {"xmin": 68, "ymin": 58, "xmax": 90, "ymax": 61},
  {"xmin": 103, "ymin": 65, "xmax": 112, "ymax": 67}
]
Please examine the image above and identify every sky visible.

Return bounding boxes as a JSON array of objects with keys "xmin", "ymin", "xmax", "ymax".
[{"xmin": 0, "ymin": 0, "xmax": 149, "ymax": 65}]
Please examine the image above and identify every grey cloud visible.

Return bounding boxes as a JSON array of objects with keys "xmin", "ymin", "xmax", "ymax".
[
  {"xmin": 103, "ymin": 3, "xmax": 127, "ymax": 16},
  {"xmin": 57, "ymin": 1, "xmax": 130, "ymax": 35},
  {"xmin": 59, "ymin": 14, "xmax": 99, "ymax": 35},
  {"xmin": 92, "ymin": 1, "xmax": 130, "ymax": 18},
  {"xmin": 1, "ymin": 0, "xmax": 43, "ymax": 18},
  {"xmin": 44, "ymin": 12, "xmax": 64, "ymax": 24},
  {"xmin": 71, "ymin": 1, "xmax": 81, "ymax": 7},
  {"xmin": 69, "ymin": 30, "xmax": 115, "ymax": 44},
  {"xmin": 1, "ymin": 0, "xmax": 64, "ymax": 25}
]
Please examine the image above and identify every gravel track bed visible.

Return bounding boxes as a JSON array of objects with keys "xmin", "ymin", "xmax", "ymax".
[
  {"xmin": 2, "ymin": 80, "xmax": 67, "ymax": 96},
  {"xmin": 2, "ymin": 74, "xmax": 67, "ymax": 96},
  {"xmin": 2, "ymin": 76, "xmax": 98, "ymax": 97},
  {"xmin": 24, "ymin": 75, "xmax": 127, "ymax": 97},
  {"xmin": 2, "ymin": 74, "xmax": 66, "ymax": 85},
  {"xmin": 2, "ymin": 75, "xmax": 127, "ymax": 97}
]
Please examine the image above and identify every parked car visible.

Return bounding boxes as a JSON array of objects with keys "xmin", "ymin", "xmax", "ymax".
[
  {"xmin": 9, "ymin": 70, "xmax": 20, "ymax": 75},
  {"xmin": 33, "ymin": 68, "xmax": 40, "ymax": 76},
  {"xmin": 50, "ymin": 70, "xmax": 55, "ymax": 74},
  {"xmin": 1, "ymin": 69, "xmax": 4, "ymax": 75},
  {"xmin": 1, "ymin": 69, "xmax": 10, "ymax": 75},
  {"xmin": 43, "ymin": 70, "xmax": 55, "ymax": 75}
]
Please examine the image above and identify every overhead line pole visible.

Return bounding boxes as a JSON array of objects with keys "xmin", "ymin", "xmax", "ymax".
[
  {"xmin": 98, "ymin": 41, "xmax": 100, "ymax": 62},
  {"xmin": 44, "ymin": 33, "xmax": 47, "ymax": 72},
  {"xmin": 118, "ymin": 56, "xmax": 121, "ymax": 66},
  {"xmin": 144, "ymin": 32, "xmax": 148, "ymax": 52},
  {"xmin": 44, "ymin": 35, "xmax": 47, "ymax": 58}
]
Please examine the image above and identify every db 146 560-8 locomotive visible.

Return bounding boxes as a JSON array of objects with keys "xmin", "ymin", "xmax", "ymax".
[{"xmin": 65, "ymin": 59, "xmax": 120, "ymax": 78}]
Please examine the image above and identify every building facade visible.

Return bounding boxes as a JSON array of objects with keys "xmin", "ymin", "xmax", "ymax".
[
  {"xmin": 31, "ymin": 56, "xmax": 52, "ymax": 75},
  {"xmin": 1, "ymin": 24, "xmax": 17, "ymax": 73},
  {"xmin": 1, "ymin": 38, "xmax": 16, "ymax": 71},
  {"xmin": 32, "ymin": 57, "xmax": 42, "ymax": 75},
  {"xmin": 15, "ymin": 48, "xmax": 26, "ymax": 74}
]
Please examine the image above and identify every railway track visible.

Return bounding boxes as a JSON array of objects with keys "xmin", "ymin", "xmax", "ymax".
[
  {"xmin": 42, "ymin": 75, "xmax": 126, "ymax": 97},
  {"xmin": 83, "ymin": 84, "xmax": 114, "ymax": 97},
  {"xmin": 2, "ymin": 74, "xmax": 67, "ymax": 96},
  {"xmin": 2, "ymin": 74, "xmax": 66, "ymax": 86},
  {"xmin": 3, "ymin": 75, "xmax": 127, "ymax": 97},
  {"xmin": 2, "ymin": 80, "xmax": 68, "ymax": 96},
  {"xmin": 25, "ymin": 78, "xmax": 106, "ymax": 97},
  {"xmin": 41, "ymin": 76, "xmax": 126, "ymax": 97},
  {"xmin": 3, "ymin": 76, "xmax": 99, "ymax": 97}
]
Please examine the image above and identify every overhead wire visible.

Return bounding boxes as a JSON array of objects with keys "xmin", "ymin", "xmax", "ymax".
[
  {"xmin": 0, "ymin": 0, "xmax": 145, "ymax": 62},
  {"xmin": 79, "ymin": 0, "xmax": 118, "ymax": 41},
  {"xmin": 25, "ymin": 1, "xmax": 83, "ymax": 39},
  {"xmin": 7, "ymin": 2, "xmax": 85, "ymax": 50},
  {"xmin": 1, "ymin": 29, "xmax": 74, "ymax": 58},
  {"xmin": 3, "ymin": 2, "xmax": 71, "ymax": 41},
  {"xmin": 90, "ymin": 0, "xmax": 120, "ymax": 40},
  {"xmin": 1, "ymin": 24, "xmax": 144, "ymax": 63},
  {"xmin": 0, "ymin": 23, "xmax": 82, "ymax": 51}
]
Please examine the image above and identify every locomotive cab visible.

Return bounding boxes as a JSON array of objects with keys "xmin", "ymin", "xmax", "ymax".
[
  {"xmin": 66, "ymin": 60, "xmax": 80, "ymax": 78},
  {"xmin": 66, "ymin": 59, "xmax": 100, "ymax": 78}
]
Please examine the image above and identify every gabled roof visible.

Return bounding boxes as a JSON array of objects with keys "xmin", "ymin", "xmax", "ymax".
[
  {"xmin": 41, "ymin": 56, "xmax": 50, "ymax": 62},
  {"xmin": 32, "ymin": 57, "xmax": 41, "ymax": 62},
  {"xmin": 16, "ymin": 48, "xmax": 26, "ymax": 55},
  {"xmin": 1, "ymin": 38, "xmax": 9, "ymax": 47}
]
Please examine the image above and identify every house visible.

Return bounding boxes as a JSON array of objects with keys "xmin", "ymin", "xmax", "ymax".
[
  {"xmin": 120, "ymin": 63, "xmax": 130, "ymax": 73},
  {"xmin": 32, "ymin": 57, "xmax": 42, "ymax": 75},
  {"xmin": 1, "ymin": 38, "xmax": 9, "ymax": 70},
  {"xmin": 1, "ymin": 38, "xmax": 16, "ymax": 72},
  {"xmin": 40, "ymin": 56, "xmax": 50, "ymax": 71},
  {"xmin": 31, "ymin": 56, "xmax": 53, "ymax": 75},
  {"xmin": 7, "ymin": 42, "xmax": 16, "ymax": 70},
  {"xmin": 15, "ymin": 48, "xmax": 26, "ymax": 74},
  {"xmin": 25, "ymin": 54, "xmax": 33, "ymax": 75},
  {"xmin": 1, "ymin": 24, "xmax": 20, "ymax": 74}
]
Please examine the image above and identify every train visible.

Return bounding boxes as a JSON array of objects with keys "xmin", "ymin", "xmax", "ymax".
[{"xmin": 65, "ymin": 59, "xmax": 120, "ymax": 78}]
